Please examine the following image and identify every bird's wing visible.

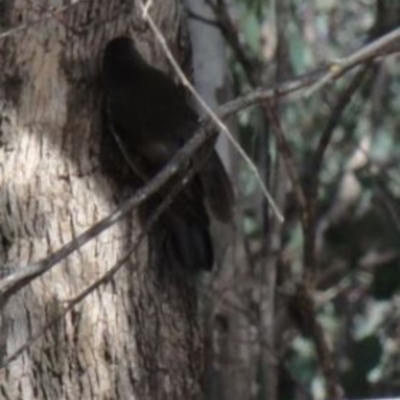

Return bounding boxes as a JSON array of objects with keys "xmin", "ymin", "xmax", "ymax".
[{"xmin": 201, "ymin": 150, "xmax": 234, "ymax": 223}]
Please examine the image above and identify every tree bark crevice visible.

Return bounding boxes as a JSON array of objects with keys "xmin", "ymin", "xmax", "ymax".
[{"xmin": 0, "ymin": 1, "xmax": 202, "ymax": 399}]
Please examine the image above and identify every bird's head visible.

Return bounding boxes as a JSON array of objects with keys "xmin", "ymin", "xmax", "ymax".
[{"xmin": 103, "ymin": 36, "xmax": 147, "ymax": 79}]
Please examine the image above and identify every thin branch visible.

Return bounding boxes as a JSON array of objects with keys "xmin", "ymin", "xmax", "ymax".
[
  {"xmin": 305, "ymin": 27, "xmax": 400, "ymax": 96},
  {"xmin": 295, "ymin": 65, "xmax": 371, "ymax": 400},
  {"xmin": 264, "ymin": 102, "xmax": 308, "ymax": 216},
  {"xmin": 0, "ymin": 36, "xmax": 395, "ymax": 303},
  {"xmin": 2, "ymin": 74, "xmax": 302, "ymax": 302},
  {"xmin": 311, "ymin": 65, "xmax": 372, "ymax": 186},
  {"xmin": 0, "ymin": 118, "xmax": 214, "ymax": 303},
  {"xmin": 187, "ymin": 10, "xmax": 220, "ymax": 28},
  {"xmin": 1, "ymin": 150, "xmax": 200, "ymax": 368},
  {"xmin": 291, "ymin": 284, "xmax": 344, "ymax": 399},
  {"xmin": 139, "ymin": 0, "xmax": 284, "ymax": 222},
  {"xmin": 1, "ymin": 244, "xmax": 137, "ymax": 367},
  {"xmin": 302, "ymin": 65, "xmax": 371, "ymax": 283},
  {"xmin": 204, "ymin": 0, "xmax": 259, "ymax": 85}
]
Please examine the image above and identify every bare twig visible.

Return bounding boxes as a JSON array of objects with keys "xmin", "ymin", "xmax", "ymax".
[
  {"xmin": 0, "ymin": 70, "xmax": 313, "ymax": 303},
  {"xmin": 305, "ymin": 27, "xmax": 400, "ymax": 96},
  {"xmin": 292, "ymin": 64, "xmax": 371, "ymax": 400},
  {"xmin": 302, "ymin": 65, "xmax": 371, "ymax": 283},
  {"xmin": 0, "ymin": 148, "xmax": 200, "ymax": 368},
  {"xmin": 1, "ymin": 244, "xmax": 137, "ymax": 367},
  {"xmin": 264, "ymin": 103, "xmax": 307, "ymax": 215},
  {"xmin": 204, "ymin": 0, "xmax": 259, "ymax": 85},
  {"xmin": 311, "ymin": 66, "xmax": 372, "ymax": 188},
  {"xmin": 0, "ymin": 66, "xmax": 371, "ymax": 304},
  {"xmin": 0, "ymin": 34, "xmax": 394, "ymax": 304},
  {"xmin": 0, "ymin": 117, "xmax": 213, "ymax": 303},
  {"xmin": 187, "ymin": 10, "xmax": 220, "ymax": 28},
  {"xmin": 139, "ymin": 0, "xmax": 284, "ymax": 222},
  {"xmin": 291, "ymin": 284, "xmax": 343, "ymax": 399}
]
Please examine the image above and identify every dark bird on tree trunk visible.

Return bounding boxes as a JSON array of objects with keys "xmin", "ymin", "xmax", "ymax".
[{"xmin": 102, "ymin": 36, "xmax": 233, "ymax": 272}]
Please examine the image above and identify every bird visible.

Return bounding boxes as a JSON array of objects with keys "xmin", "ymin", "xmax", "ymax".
[{"xmin": 102, "ymin": 36, "xmax": 233, "ymax": 273}]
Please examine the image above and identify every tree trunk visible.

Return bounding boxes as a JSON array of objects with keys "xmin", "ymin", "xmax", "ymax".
[
  {"xmin": 0, "ymin": 1, "xmax": 202, "ymax": 399},
  {"xmin": 186, "ymin": 2, "xmax": 252, "ymax": 400}
]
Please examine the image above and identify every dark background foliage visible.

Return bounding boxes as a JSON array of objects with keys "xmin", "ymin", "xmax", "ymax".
[{"xmin": 201, "ymin": 0, "xmax": 400, "ymax": 399}]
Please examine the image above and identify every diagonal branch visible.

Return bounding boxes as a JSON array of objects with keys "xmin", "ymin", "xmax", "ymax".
[
  {"xmin": 140, "ymin": 0, "xmax": 284, "ymax": 222},
  {"xmin": 0, "ymin": 35, "xmax": 397, "ymax": 304},
  {"xmin": 0, "ymin": 158, "xmax": 199, "ymax": 368},
  {"xmin": 306, "ymin": 27, "xmax": 400, "ymax": 95}
]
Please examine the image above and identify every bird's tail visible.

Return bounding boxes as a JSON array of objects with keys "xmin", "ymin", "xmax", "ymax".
[{"xmin": 148, "ymin": 211, "xmax": 214, "ymax": 275}]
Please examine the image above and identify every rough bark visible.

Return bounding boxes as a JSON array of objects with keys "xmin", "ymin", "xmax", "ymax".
[{"xmin": 0, "ymin": 1, "xmax": 202, "ymax": 399}]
